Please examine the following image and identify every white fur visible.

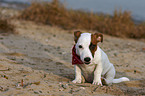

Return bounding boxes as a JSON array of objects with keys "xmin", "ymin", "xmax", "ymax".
[
  {"xmin": 75, "ymin": 33, "xmax": 93, "ymax": 63},
  {"xmin": 72, "ymin": 33, "xmax": 130, "ymax": 85}
]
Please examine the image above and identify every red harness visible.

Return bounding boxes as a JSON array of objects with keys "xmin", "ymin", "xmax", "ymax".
[{"xmin": 72, "ymin": 45, "xmax": 83, "ymax": 65}]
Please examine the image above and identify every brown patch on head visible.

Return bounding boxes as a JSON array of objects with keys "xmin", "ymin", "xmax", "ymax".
[
  {"xmin": 74, "ymin": 31, "xmax": 82, "ymax": 43},
  {"xmin": 90, "ymin": 32, "xmax": 103, "ymax": 57}
]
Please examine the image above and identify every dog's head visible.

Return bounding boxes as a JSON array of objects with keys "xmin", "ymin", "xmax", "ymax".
[{"xmin": 74, "ymin": 31, "xmax": 103, "ymax": 65}]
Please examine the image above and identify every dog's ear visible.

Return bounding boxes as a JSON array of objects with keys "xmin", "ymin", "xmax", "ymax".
[
  {"xmin": 91, "ymin": 33, "xmax": 103, "ymax": 44},
  {"xmin": 95, "ymin": 33, "xmax": 103, "ymax": 43},
  {"xmin": 74, "ymin": 31, "xmax": 82, "ymax": 43}
]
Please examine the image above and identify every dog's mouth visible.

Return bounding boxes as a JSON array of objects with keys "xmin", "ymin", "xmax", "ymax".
[{"xmin": 84, "ymin": 62, "xmax": 91, "ymax": 65}]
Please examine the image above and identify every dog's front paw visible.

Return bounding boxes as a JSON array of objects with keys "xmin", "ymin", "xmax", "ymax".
[
  {"xmin": 92, "ymin": 79, "xmax": 102, "ymax": 86},
  {"xmin": 72, "ymin": 79, "xmax": 82, "ymax": 83}
]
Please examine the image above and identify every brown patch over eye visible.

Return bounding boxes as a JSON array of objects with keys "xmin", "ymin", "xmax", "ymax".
[
  {"xmin": 90, "ymin": 32, "xmax": 103, "ymax": 57},
  {"xmin": 89, "ymin": 43, "xmax": 97, "ymax": 57},
  {"xmin": 89, "ymin": 34, "xmax": 98, "ymax": 57}
]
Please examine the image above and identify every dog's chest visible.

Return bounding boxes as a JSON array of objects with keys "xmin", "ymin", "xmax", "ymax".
[
  {"xmin": 79, "ymin": 64, "xmax": 96, "ymax": 72},
  {"xmin": 78, "ymin": 64, "xmax": 96, "ymax": 82}
]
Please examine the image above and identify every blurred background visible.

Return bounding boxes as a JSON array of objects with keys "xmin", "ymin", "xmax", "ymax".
[
  {"xmin": 1, "ymin": 0, "xmax": 145, "ymax": 21},
  {"xmin": 0, "ymin": 0, "xmax": 145, "ymax": 39}
]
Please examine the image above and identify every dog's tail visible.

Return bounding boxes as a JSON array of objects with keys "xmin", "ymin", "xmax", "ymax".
[{"xmin": 113, "ymin": 77, "xmax": 130, "ymax": 83}]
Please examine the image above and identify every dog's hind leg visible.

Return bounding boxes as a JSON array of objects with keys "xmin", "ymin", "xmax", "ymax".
[
  {"xmin": 104, "ymin": 64, "xmax": 129, "ymax": 85},
  {"xmin": 104, "ymin": 64, "xmax": 116, "ymax": 85}
]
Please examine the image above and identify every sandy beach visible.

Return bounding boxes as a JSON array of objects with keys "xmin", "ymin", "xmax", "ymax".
[{"xmin": 0, "ymin": 8, "xmax": 145, "ymax": 96}]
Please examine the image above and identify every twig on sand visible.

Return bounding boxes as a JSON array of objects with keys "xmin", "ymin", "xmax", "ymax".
[
  {"xmin": 0, "ymin": 68, "xmax": 11, "ymax": 71},
  {"xmin": 21, "ymin": 79, "xmax": 24, "ymax": 87}
]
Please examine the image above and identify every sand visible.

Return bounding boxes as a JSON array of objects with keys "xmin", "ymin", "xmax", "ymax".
[{"xmin": 0, "ymin": 8, "xmax": 145, "ymax": 96}]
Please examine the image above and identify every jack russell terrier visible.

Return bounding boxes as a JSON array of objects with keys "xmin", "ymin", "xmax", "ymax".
[{"xmin": 72, "ymin": 31, "xmax": 129, "ymax": 85}]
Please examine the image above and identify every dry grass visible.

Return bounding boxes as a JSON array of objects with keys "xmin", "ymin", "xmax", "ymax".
[
  {"xmin": 18, "ymin": 0, "xmax": 145, "ymax": 39},
  {"xmin": 0, "ymin": 19, "xmax": 15, "ymax": 34}
]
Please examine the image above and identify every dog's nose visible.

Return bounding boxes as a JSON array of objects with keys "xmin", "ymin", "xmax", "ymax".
[{"xmin": 84, "ymin": 57, "xmax": 91, "ymax": 62}]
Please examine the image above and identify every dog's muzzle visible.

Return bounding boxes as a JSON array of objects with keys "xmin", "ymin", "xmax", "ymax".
[{"xmin": 84, "ymin": 57, "xmax": 91, "ymax": 65}]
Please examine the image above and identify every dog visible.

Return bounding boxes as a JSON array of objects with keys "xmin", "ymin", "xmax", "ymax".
[{"xmin": 72, "ymin": 31, "xmax": 130, "ymax": 85}]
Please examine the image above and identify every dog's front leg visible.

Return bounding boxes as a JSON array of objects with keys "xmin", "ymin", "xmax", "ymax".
[
  {"xmin": 72, "ymin": 65, "xmax": 82, "ymax": 83},
  {"xmin": 92, "ymin": 64, "xmax": 103, "ymax": 86}
]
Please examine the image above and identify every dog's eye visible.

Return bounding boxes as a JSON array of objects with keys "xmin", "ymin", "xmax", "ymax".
[{"xmin": 79, "ymin": 45, "xmax": 83, "ymax": 48}]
